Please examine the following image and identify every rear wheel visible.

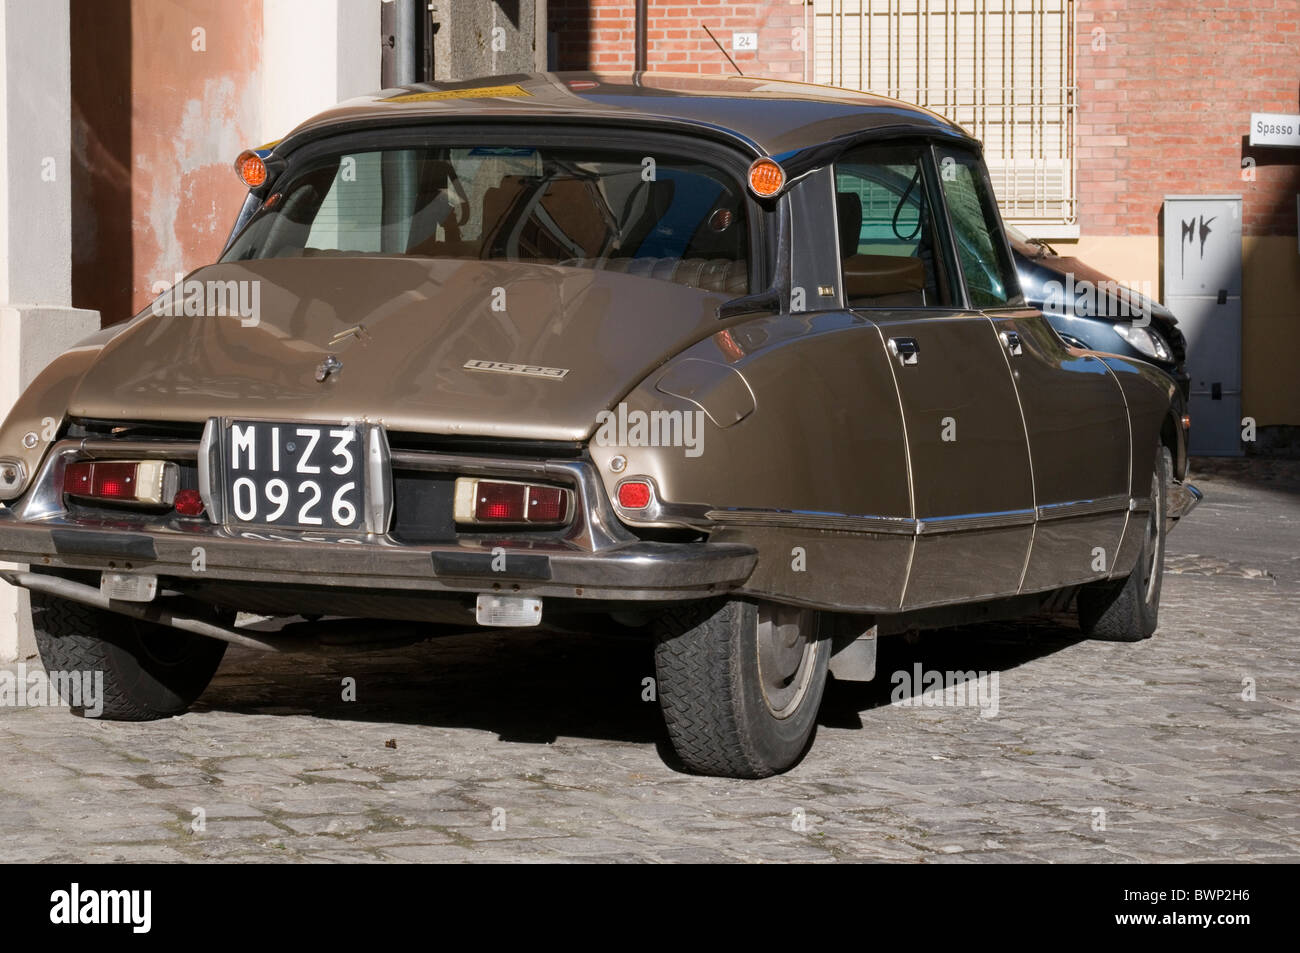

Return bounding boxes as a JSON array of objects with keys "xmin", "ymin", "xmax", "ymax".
[
  {"xmin": 31, "ymin": 593, "xmax": 227, "ymax": 720},
  {"xmin": 654, "ymin": 599, "xmax": 829, "ymax": 778},
  {"xmin": 1078, "ymin": 446, "xmax": 1170, "ymax": 642}
]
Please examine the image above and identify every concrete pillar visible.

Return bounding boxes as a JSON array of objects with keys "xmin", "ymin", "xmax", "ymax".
[
  {"xmin": 261, "ymin": 0, "xmax": 383, "ymax": 143},
  {"xmin": 430, "ymin": 1, "xmax": 541, "ymax": 81},
  {"xmin": 0, "ymin": 0, "xmax": 100, "ymax": 661}
]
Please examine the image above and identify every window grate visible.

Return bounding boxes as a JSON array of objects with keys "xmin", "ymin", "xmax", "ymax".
[{"xmin": 812, "ymin": 0, "xmax": 1076, "ymax": 230}]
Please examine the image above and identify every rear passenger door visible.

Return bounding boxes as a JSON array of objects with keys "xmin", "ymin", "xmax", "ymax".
[
  {"xmin": 835, "ymin": 143, "xmax": 1035, "ymax": 609},
  {"xmin": 932, "ymin": 145, "xmax": 1132, "ymax": 592}
]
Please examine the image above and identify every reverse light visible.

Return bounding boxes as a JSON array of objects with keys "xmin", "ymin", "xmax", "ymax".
[
  {"xmin": 616, "ymin": 480, "xmax": 653, "ymax": 510},
  {"xmin": 453, "ymin": 479, "xmax": 572, "ymax": 526},
  {"xmin": 63, "ymin": 460, "xmax": 178, "ymax": 506}
]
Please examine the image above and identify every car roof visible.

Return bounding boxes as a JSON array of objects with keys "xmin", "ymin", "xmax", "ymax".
[{"xmin": 274, "ymin": 71, "xmax": 971, "ymax": 161}]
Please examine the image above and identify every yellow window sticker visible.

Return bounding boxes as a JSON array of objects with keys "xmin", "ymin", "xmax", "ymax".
[{"xmin": 382, "ymin": 85, "xmax": 531, "ymax": 104}]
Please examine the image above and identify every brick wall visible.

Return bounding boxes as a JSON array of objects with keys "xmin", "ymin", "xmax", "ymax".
[
  {"xmin": 1077, "ymin": 0, "xmax": 1300, "ymax": 237},
  {"xmin": 550, "ymin": 1, "xmax": 808, "ymax": 80},
  {"xmin": 551, "ymin": 1, "xmax": 1298, "ymax": 239}
]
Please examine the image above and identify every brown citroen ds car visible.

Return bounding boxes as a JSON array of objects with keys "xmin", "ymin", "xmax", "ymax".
[{"xmin": 0, "ymin": 73, "xmax": 1201, "ymax": 778}]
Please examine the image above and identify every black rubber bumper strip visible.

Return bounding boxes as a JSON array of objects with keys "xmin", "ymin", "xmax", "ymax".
[
  {"xmin": 430, "ymin": 551, "xmax": 552, "ymax": 581},
  {"xmin": 50, "ymin": 530, "xmax": 157, "ymax": 560}
]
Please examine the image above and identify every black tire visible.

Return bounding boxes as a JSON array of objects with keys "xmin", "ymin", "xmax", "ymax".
[
  {"xmin": 30, "ymin": 593, "xmax": 227, "ymax": 720},
  {"xmin": 1078, "ymin": 446, "xmax": 1171, "ymax": 642},
  {"xmin": 654, "ymin": 598, "xmax": 829, "ymax": 778}
]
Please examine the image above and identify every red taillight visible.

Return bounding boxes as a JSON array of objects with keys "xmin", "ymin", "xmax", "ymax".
[
  {"xmin": 617, "ymin": 480, "xmax": 652, "ymax": 509},
  {"xmin": 527, "ymin": 486, "xmax": 566, "ymax": 522},
  {"xmin": 174, "ymin": 488, "xmax": 206, "ymax": 517},
  {"xmin": 477, "ymin": 482, "xmax": 526, "ymax": 522},
  {"xmin": 65, "ymin": 461, "xmax": 137, "ymax": 499},
  {"xmin": 453, "ymin": 479, "xmax": 571, "ymax": 526},
  {"xmin": 63, "ymin": 460, "xmax": 176, "ymax": 505}
]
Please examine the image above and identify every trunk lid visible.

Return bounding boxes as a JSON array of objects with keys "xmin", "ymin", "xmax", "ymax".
[{"xmin": 70, "ymin": 257, "xmax": 730, "ymax": 441}]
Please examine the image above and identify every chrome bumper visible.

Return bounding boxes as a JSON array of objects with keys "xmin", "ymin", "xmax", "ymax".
[
  {"xmin": 0, "ymin": 432, "xmax": 756, "ymax": 602},
  {"xmin": 0, "ymin": 510, "xmax": 757, "ymax": 601}
]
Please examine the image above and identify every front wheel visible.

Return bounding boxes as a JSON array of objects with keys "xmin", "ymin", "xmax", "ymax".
[
  {"xmin": 1078, "ymin": 446, "xmax": 1171, "ymax": 642},
  {"xmin": 653, "ymin": 599, "xmax": 829, "ymax": 778}
]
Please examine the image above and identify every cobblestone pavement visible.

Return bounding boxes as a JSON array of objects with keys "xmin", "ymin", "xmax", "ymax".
[{"xmin": 1, "ymin": 460, "xmax": 1296, "ymax": 862}]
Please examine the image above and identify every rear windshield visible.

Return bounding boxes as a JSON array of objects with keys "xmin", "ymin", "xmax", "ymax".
[{"xmin": 222, "ymin": 144, "xmax": 752, "ymax": 294}]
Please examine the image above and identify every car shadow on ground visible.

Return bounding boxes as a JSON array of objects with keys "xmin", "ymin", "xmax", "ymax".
[
  {"xmin": 193, "ymin": 612, "xmax": 1086, "ymax": 769},
  {"xmin": 819, "ymin": 615, "xmax": 1084, "ymax": 729}
]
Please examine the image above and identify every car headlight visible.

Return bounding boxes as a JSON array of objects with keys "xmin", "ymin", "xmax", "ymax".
[{"xmin": 1113, "ymin": 323, "xmax": 1171, "ymax": 362}]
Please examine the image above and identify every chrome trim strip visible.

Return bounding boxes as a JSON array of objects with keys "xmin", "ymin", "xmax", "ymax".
[
  {"xmin": 702, "ymin": 508, "xmax": 917, "ymax": 536},
  {"xmin": 915, "ymin": 509, "xmax": 1037, "ymax": 534},
  {"xmin": 612, "ymin": 475, "xmax": 919, "ymax": 536},
  {"xmin": 10, "ymin": 442, "xmax": 83, "ymax": 521},
  {"xmin": 1035, "ymin": 494, "xmax": 1131, "ymax": 521},
  {"xmin": 617, "ymin": 480, "xmax": 1126, "ymax": 538},
  {"xmin": 197, "ymin": 419, "xmax": 222, "ymax": 524},
  {"xmin": 389, "ymin": 450, "xmax": 550, "ymax": 478},
  {"xmin": 78, "ymin": 439, "xmax": 198, "ymax": 461},
  {"xmin": 365, "ymin": 424, "xmax": 393, "ymax": 536},
  {"xmin": 551, "ymin": 461, "xmax": 638, "ymax": 552}
]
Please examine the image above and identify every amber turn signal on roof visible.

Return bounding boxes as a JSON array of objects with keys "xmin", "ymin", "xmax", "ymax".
[
  {"xmin": 747, "ymin": 157, "xmax": 785, "ymax": 198},
  {"xmin": 234, "ymin": 150, "xmax": 268, "ymax": 188}
]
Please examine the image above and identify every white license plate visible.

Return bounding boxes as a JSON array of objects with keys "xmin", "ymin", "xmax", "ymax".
[{"xmin": 222, "ymin": 421, "xmax": 366, "ymax": 531}]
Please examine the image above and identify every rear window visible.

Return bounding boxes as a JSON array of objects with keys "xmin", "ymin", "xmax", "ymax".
[{"xmin": 223, "ymin": 144, "xmax": 752, "ymax": 294}]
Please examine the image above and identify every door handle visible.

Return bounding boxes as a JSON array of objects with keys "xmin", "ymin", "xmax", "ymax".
[
  {"xmin": 888, "ymin": 337, "xmax": 920, "ymax": 366},
  {"xmin": 999, "ymin": 330, "xmax": 1023, "ymax": 356}
]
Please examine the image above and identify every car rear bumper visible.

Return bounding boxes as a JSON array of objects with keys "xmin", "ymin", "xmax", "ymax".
[
  {"xmin": 0, "ymin": 509, "xmax": 757, "ymax": 602},
  {"xmin": 0, "ymin": 434, "xmax": 757, "ymax": 602}
]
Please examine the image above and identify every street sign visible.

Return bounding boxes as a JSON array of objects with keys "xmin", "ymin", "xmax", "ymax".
[{"xmin": 1249, "ymin": 113, "xmax": 1300, "ymax": 147}]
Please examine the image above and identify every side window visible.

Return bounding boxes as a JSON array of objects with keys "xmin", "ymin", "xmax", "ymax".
[
  {"xmin": 933, "ymin": 147, "xmax": 1024, "ymax": 310},
  {"xmin": 834, "ymin": 144, "xmax": 952, "ymax": 308}
]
